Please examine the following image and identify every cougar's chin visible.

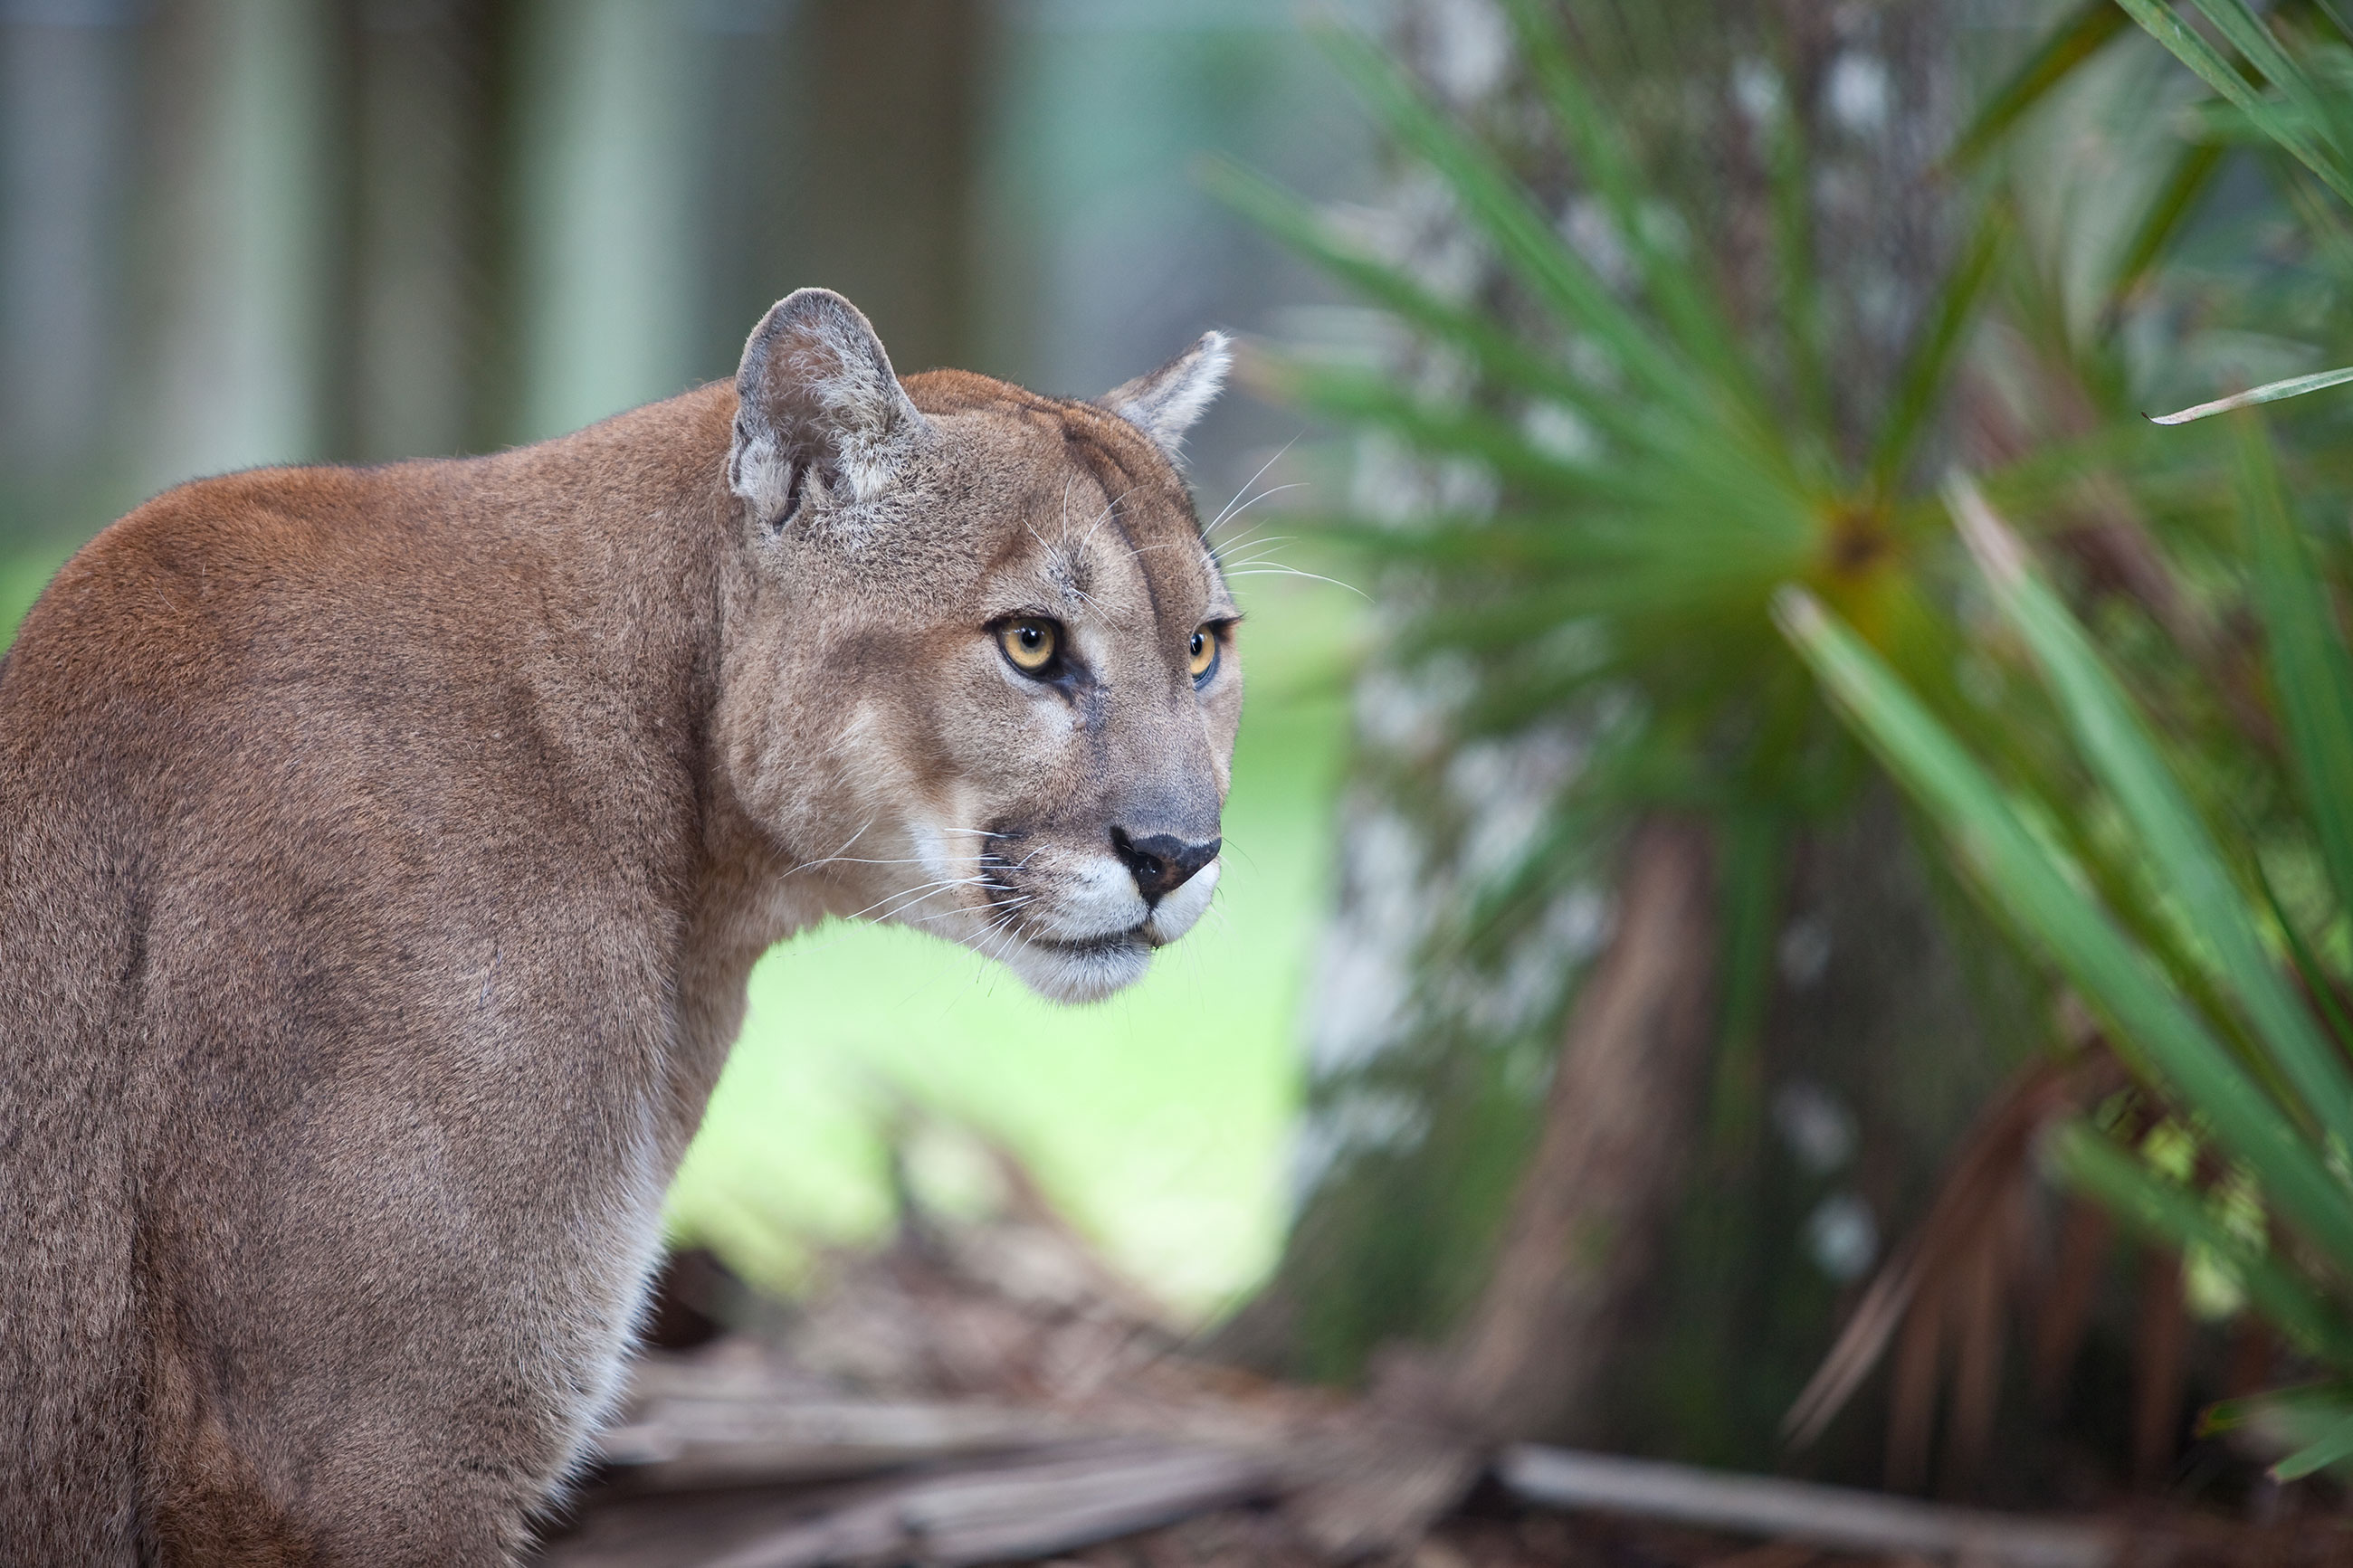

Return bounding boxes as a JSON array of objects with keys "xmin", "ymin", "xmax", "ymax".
[{"xmin": 995, "ymin": 928, "xmax": 1154, "ymax": 1004}]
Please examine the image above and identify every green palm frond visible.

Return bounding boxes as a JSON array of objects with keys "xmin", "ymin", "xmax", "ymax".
[
  {"xmin": 2124, "ymin": 0, "xmax": 2353, "ymax": 420},
  {"xmin": 2120, "ymin": 0, "xmax": 2353, "ymax": 206},
  {"xmin": 1948, "ymin": 0, "xmax": 2135, "ymax": 171},
  {"xmin": 1213, "ymin": 17, "xmax": 2023, "ymax": 793},
  {"xmin": 1782, "ymin": 470, "xmax": 2353, "ymax": 1479}
]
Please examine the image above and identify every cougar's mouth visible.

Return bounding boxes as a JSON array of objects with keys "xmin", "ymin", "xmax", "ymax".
[
  {"xmin": 993, "ymin": 922, "xmax": 1153, "ymax": 1005},
  {"xmin": 1029, "ymin": 927, "xmax": 1148, "ymax": 955},
  {"xmin": 935, "ymin": 836, "xmax": 1219, "ymax": 1003}
]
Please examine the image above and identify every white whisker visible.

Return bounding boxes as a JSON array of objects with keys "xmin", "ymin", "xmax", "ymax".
[
  {"xmin": 1219, "ymin": 564, "xmax": 1367, "ymax": 597},
  {"xmin": 841, "ymin": 876, "xmax": 984, "ymax": 926},
  {"xmin": 1206, "ymin": 513, "xmax": 1300, "ymax": 554},
  {"xmin": 1205, "ymin": 437, "xmax": 1300, "ymax": 535},
  {"xmin": 787, "ymin": 815, "xmax": 878, "ymax": 875},
  {"xmin": 1205, "ymin": 485, "xmax": 1308, "ymax": 546}
]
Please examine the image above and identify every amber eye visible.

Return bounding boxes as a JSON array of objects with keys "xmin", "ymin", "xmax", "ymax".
[
  {"xmin": 997, "ymin": 618, "xmax": 1062, "ymax": 676},
  {"xmin": 1187, "ymin": 623, "xmax": 1219, "ymax": 680}
]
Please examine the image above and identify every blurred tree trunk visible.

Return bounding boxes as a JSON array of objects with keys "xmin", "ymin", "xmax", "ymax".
[
  {"xmin": 797, "ymin": 0, "xmax": 990, "ymax": 374},
  {"xmin": 141, "ymin": 0, "xmax": 343, "ymax": 487},
  {"xmin": 0, "ymin": 5, "xmax": 135, "ymax": 495},
  {"xmin": 330, "ymin": 0, "xmax": 524, "ymax": 462},
  {"xmin": 1437, "ymin": 815, "xmax": 1718, "ymax": 1441},
  {"xmin": 1227, "ymin": 0, "xmax": 2024, "ymax": 1471}
]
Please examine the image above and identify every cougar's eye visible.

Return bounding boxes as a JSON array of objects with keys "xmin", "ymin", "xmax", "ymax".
[
  {"xmin": 996, "ymin": 618, "xmax": 1062, "ymax": 677},
  {"xmin": 1187, "ymin": 623, "xmax": 1220, "ymax": 682}
]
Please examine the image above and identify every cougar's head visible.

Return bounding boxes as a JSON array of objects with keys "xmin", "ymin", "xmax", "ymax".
[{"xmin": 716, "ymin": 289, "xmax": 1242, "ymax": 1003}]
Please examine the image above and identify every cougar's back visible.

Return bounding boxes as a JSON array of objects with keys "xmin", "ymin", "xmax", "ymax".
[{"xmin": 1, "ymin": 490, "xmax": 229, "ymax": 1560}]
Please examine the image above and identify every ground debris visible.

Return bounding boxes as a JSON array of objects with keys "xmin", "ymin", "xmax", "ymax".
[{"xmin": 531, "ymin": 1163, "xmax": 2350, "ymax": 1568}]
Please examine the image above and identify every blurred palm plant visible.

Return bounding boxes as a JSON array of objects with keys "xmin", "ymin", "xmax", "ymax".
[
  {"xmin": 1205, "ymin": 1, "xmax": 2015, "ymax": 1132},
  {"xmin": 1215, "ymin": 0, "xmax": 2353, "ymax": 1481},
  {"xmin": 1207, "ymin": 7, "xmax": 1996, "ymax": 835},
  {"xmin": 1740, "ymin": 0, "xmax": 2353, "ymax": 1488},
  {"xmin": 1783, "ymin": 458, "xmax": 2353, "ymax": 1481},
  {"xmin": 1202, "ymin": 0, "xmax": 2089, "ymax": 1461},
  {"xmin": 1216, "ymin": 0, "xmax": 2353, "ymax": 1487},
  {"xmin": 1203, "ymin": 0, "xmax": 2298, "ymax": 1023},
  {"xmin": 1777, "ymin": 0, "xmax": 2353, "ymax": 1483}
]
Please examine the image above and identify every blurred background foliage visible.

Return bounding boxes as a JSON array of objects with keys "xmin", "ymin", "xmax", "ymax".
[
  {"xmin": 1209, "ymin": 0, "xmax": 2353, "ymax": 1507},
  {"xmin": 23, "ymin": 0, "xmax": 2353, "ymax": 1517},
  {"xmin": 1215, "ymin": 0, "xmax": 2052, "ymax": 1479}
]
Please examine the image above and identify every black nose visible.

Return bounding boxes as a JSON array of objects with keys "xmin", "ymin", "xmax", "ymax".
[{"xmin": 1110, "ymin": 828, "xmax": 1221, "ymax": 907}]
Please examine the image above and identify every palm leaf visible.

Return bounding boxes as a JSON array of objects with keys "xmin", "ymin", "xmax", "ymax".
[
  {"xmin": 1310, "ymin": 22, "xmax": 1707, "ymax": 417},
  {"xmin": 2239, "ymin": 418, "xmax": 2353, "ymax": 920},
  {"xmin": 2185, "ymin": 0, "xmax": 2353, "ymax": 182},
  {"xmin": 1198, "ymin": 157, "xmax": 1660, "ymax": 448},
  {"xmin": 1948, "ymin": 0, "xmax": 2133, "ymax": 171},
  {"xmin": 2049, "ymin": 1121, "xmax": 2353, "ymax": 1365},
  {"xmin": 1778, "ymin": 585, "xmax": 2353, "ymax": 1270},
  {"xmin": 2151, "ymin": 364, "xmax": 2353, "ymax": 423},
  {"xmin": 1864, "ymin": 210, "xmax": 2012, "ymax": 497},
  {"xmin": 1255, "ymin": 356, "xmax": 1650, "ymax": 505},
  {"xmin": 2273, "ymin": 1407, "xmax": 2353, "ymax": 1478},
  {"xmin": 1948, "ymin": 476, "xmax": 2353, "ymax": 1152},
  {"xmin": 2106, "ymin": 141, "xmax": 2227, "ymax": 318},
  {"xmin": 1500, "ymin": 0, "xmax": 1767, "ymax": 413},
  {"xmin": 2254, "ymin": 855, "xmax": 2353, "ymax": 1060},
  {"xmin": 2117, "ymin": 0, "xmax": 2353, "ymax": 208}
]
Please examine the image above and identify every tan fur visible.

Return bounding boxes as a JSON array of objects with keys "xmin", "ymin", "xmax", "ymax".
[{"xmin": 0, "ymin": 291, "xmax": 1239, "ymax": 1563}]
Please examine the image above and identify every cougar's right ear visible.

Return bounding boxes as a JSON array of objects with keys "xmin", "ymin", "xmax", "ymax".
[{"xmin": 729, "ymin": 289, "xmax": 928, "ymax": 528}]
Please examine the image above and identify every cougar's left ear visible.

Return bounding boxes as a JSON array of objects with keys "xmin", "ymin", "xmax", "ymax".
[
  {"xmin": 1100, "ymin": 330, "xmax": 1231, "ymax": 464},
  {"xmin": 730, "ymin": 288, "xmax": 929, "ymax": 527}
]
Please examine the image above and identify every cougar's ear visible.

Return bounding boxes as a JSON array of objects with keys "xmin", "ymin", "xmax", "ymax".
[
  {"xmin": 729, "ymin": 289, "xmax": 928, "ymax": 527},
  {"xmin": 1099, "ymin": 330, "xmax": 1231, "ymax": 464}
]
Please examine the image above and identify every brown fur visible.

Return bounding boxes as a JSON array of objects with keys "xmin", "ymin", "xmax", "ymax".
[{"xmin": 0, "ymin": 292, "xmax": 1239, "ymax": 1563}]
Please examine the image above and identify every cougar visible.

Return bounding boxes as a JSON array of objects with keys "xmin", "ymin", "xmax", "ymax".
[{"xmin": 0, "ymin": 289, "xmax": 1242, "ymax": 1563}]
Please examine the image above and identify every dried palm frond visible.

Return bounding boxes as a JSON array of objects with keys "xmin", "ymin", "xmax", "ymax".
[{"xmin": 1783, "ymin": 1054, "xmax": 2121, "ymax": 1463}]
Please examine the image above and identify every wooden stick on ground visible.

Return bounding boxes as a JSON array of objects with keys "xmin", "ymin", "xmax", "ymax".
[
  {"xmin": 1498, "ymin": 1446, "xmax": 2116, "ymax": 1568},
  {"xmin": 597, "ymin": 1398, "xmax": 1088, "ymax": 1490},
  {"xmin": 691, "ymin": 1442, "xmax": 1274, "ymax": 1568}
]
